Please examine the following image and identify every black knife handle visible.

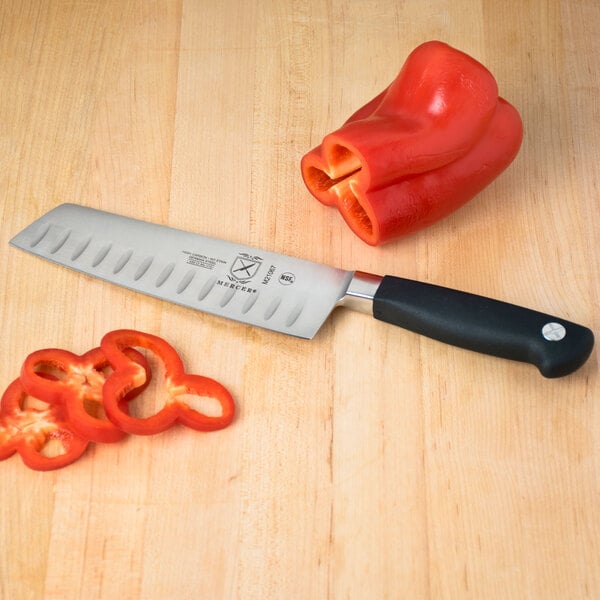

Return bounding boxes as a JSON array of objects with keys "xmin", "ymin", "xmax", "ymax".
[{"xmin": 372, "ymin": 275, "xmax": 594, "ymax": 378}]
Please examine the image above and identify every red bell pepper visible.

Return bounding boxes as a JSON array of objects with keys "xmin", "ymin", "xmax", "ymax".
[
  {"xmin": 301, "ymin": 40, "xmax": 523, "ymax": 245},
  {"xmin": 100, "ymin": 329, "xmax": 236, "ymax": 435},
  {"xmin": 20, "ymin": 346, "xmax": 150, "ymax": 443},
  {"xmin": 0, "ymin": 376, "xmax": 89, "ymax": 471}
]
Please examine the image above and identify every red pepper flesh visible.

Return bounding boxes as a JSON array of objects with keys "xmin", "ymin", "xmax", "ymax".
[
  {"xmin": 100, "ymin": 330, "xmax": 236, "ymax": 435},
  {"xmin": 0, "ymin": 376, "xmax": 89, "ymax": 471},
  {"xmin": 20, "ymin": 346, "xmax": 151, "ymax": 443},
  {"xmin": 301, "ymin": 41, "xmax": 523, "ymax": 245}
]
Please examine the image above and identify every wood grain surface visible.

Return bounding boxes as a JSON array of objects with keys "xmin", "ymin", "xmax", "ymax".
[{"xmin": 1, "ymin": 1, "xmax": 598, "ymax": 598}]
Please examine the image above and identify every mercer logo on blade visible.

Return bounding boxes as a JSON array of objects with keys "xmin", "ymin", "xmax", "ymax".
[{"xmin": 228, "ymin": 253, "xmax": 263, "ymax": 284}]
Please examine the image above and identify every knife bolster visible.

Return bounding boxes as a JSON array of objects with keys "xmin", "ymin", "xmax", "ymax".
[{"xmin": 338, "ymin": 271, "xmax": 383, "ymax": 313}]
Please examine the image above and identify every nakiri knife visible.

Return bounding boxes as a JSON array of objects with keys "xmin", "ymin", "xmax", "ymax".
[{"xmin": 9, "ymin": 203, "xmax": 594, "ymax": 378}]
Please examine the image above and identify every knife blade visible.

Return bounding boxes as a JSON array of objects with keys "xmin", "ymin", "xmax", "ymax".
[{"xmin": 9, "ymin": 203, "xmax": 594, "ymax": 378}]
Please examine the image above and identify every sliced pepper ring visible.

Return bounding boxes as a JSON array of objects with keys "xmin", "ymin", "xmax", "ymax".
[
  {"xmin": 0, "ymin": 376, "xmax": 89, "ymax": 471},
  {"xmin": 100, "ymin": 329, "xmax": 236, "ymax": 436},
  {"xmin": 20, "ymin": 346, "xmax": 151, "ymax": 443}
]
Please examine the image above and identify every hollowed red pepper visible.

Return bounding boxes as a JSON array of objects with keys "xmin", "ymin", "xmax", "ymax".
[
  {"xmin": 100, "ymin": 329, "xmax": 236, "ymax": 435},
  {"xmin": 0, "ymin": 376, "xmax": 88, "ymax": 471},
  {"xmin": 301, "ymin": 41, "xmax": 523, "ymax": 245},
  {"xmin": 20, "ymin": 346, "xmax": 151, "ymax": 443}
]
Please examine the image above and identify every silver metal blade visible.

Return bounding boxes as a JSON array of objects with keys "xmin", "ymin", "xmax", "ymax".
[{"xmin": 9, "ymin": 204, "xmax": 354, "ymax": 339}]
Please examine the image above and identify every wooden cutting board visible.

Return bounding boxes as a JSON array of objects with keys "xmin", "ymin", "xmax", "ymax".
[{"xmin": 1, "ymin": 1, "xmax": 598, "ymax": 598}]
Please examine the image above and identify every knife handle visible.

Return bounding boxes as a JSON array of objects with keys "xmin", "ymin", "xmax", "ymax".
[{"xmin": 372, "ymin": 275, "xmax": 594, "ymax": 378}]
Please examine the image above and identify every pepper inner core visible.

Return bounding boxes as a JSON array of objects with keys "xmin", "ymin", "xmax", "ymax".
[{"xmin": 306, "ymin": 145, "xmax": 374, "ymax": 238}]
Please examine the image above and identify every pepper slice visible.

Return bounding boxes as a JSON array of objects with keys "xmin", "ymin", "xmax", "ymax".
[
  {"xmin": 20, "ymin": 346, "xmax": 151, "ymax": 443},
  {"xmin": 100, "ymin": 329, "xmax": 235, "ymax": 435},
  {"xmin": 0, "ymin": 376, "xmax": 89, "ymax": 471},
  {"xmin": 301, "ymin": 41, "xmax": 523, "ymax": 245}
]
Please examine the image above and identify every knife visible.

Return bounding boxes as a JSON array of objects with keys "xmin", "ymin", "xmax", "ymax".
[{"xmin": 9, "ymin": 203, "xmax": 594, "ymax": 378}]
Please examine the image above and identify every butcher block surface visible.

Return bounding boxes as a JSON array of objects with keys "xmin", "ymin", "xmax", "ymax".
[{"xmin": 1, "ymin": 1, "xmax": 599, "ymax": 598}]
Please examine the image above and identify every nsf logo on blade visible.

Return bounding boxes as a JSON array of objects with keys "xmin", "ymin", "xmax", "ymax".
[{"xmin": 228, "ymin": 253, "xmax": 263, "ymax": 284}]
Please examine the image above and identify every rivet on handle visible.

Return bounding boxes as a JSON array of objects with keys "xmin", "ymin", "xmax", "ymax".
[{"xmin": 542, "ymin": 322, "xmax": 567, "ymax": 341}]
